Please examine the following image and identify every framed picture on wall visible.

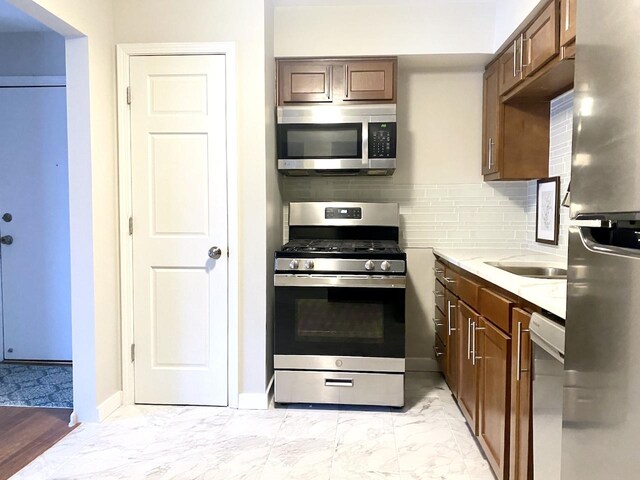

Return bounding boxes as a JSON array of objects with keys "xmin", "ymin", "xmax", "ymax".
[{"xmin": 536, "ymin": 176, "xmax": 560, "ymax": 245}]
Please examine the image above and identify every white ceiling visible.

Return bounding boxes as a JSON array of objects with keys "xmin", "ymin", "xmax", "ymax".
[
  {"xmin": 0, "ymin": 0, "xmax": 51, "ymax": 32},
  {"xmin": 274, "ymin": 0, "xmax": 495, "ymax": 5}
]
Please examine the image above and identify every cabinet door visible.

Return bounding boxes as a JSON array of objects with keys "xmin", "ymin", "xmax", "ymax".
[
  {"xmin": 498, "ymin": 35, "xmax": 524, "ymax": 95},
  {"xmin": 524, "ymin": 0, "xmax": 559, "ymax": 77},
  {"xmin": 560, "ymin": 0, "xmax": 577, "ymax": 47},
  {"xmin": 458, "ymin": 301, "xmax": 480, "ymax": 434},
  {"xmin": 279, "ymin": 61, "xmax": 333, "ymax": 104},
  {"xmin": 482, "ymin": 62, "xmax": 500, "ymax": 176},
  {"xmin": 478, "ymin": 317, "xmax": 511, "ymax": 480},
  {"xmin": 445, "ymin": 290, "xmax": 459, "ymax": 398},
  {"xmin": 509, "ymin": 309, "xmax": 533, "ymax": 480},
  {"xmin": 344, "ymin": 60, "xmax": 395, "ymax": 102}
]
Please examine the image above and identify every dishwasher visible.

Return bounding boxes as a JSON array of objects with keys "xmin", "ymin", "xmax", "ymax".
[{"xmin": 530, "ymin": 312, "xmax": 565, "ymax": 480}]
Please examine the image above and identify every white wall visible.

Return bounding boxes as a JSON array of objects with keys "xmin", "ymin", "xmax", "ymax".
[
  {"xmin": 112, "ymin": 0, "xmax": 274, "ymax": 401},
  {"xmin": 0, "ymin": 31, "xmax": 64, "ymax": 76},
  {"xmin": 274, "ymin": 0, "xmax": 496, "ymax": 57},
  {"xmin": 493, "ymin": 0, "xmax": 543, "ymax": 50},
  {"xmin": 8, "ymin": 0, "xmax": 118, "ymax": 421}
]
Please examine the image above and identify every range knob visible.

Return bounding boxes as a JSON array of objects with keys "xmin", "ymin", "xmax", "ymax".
[
  {"xmin": 304, "ymin": 260, "xmax": 315, "ymax": 270},
  {"xmin": 381, "ymin": 261, "xmax": 391, "ymax": 272},
  {"xmin": 289, "ymin": 259, "xmax": 299, "ymax": 270},
  {"xmin": 364, "ymin": 260, "xmax": 375, "ymax": 271}
]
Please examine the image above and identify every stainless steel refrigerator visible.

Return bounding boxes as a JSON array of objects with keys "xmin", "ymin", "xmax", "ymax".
[{"xmin": 563, "ymin": 1, "xmax": 640, "ymax": 478}]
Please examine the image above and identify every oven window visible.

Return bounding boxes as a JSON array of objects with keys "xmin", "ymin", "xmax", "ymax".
[
  {"xmin": 275, "ymin": 286, "xmax": 405, "ymax": 358},
  {"xmin": 277, "ymin": 123, "xmax": 362, "ymax": 159},
  {"xmin": 296, "ymin": 299, "xmax": 384, "ymax": 343}
]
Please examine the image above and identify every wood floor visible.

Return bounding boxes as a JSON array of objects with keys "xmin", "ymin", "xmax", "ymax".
[{"xmin": 0, "ymin": 407, "xmax": 76, "ymax": 480}]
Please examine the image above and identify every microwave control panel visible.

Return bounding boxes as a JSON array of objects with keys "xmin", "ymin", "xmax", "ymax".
[{"xmin": 369, "ymin": 123, "xmax": 397, "ymax": 158}]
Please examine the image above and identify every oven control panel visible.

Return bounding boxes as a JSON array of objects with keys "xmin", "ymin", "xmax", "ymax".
[{"xmin": 325, "ymin": 207, "xmax": 362, "ymax": 219}]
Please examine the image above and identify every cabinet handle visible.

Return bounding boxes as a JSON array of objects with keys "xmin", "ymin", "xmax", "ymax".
[
  {"xmin": 516, "ymin": 321, "xmax": 531, "ymax": 381},
  {"xmin": 433, "ymin": 345, "xmax": 444, "ymax": 358},
  {"xmin": 467, "ymin": 318, "xmax": 472, "ymax": 360},
  {"xmin": 433, "ymin": 290, "xmax": 444, "ymax": 298},
  {"xmin": 565, "ymin": 0, "xmax": 571, "ymax": 32},
  {"xmin": 488, "ymin": 137, "xmax": 495, "ymax": 170},
  {"xmin": 344, "ymin": 66, "xmax": 349, "ymax": 99},
  {"xmin": 519, "ymin": 33, "xmax": 525, "ymax": 76},
  {"xmin": 447, "ymin": 301, "xmax": 457, "ymax": 336},
  {"xmin": 513, "ymin": 39, "xmax": 517, "ymax": 77},
  {"xmin": 473, "ymin": 324, "xmax": 486, "ymax": 365},
  {"xmin": 444, "ymin": 277, "xmax": 457, "ymax": 284},
  {"xmin": 433, "ymin": 317, "xmax": 444, "ymax": 328},
  {"xmin": 433, "ymin": 267, "xmax": 444, "ymax": 274}
]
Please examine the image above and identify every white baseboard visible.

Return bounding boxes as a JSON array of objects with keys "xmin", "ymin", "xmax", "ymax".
[
  {"xmin": 97, "ymin": 390, "xmax": 123, "ymax": 421},
  {"xmin": 406, "ymin": 357, "xmax": 440, "ymax": 372},
  {"xmin": 68, "ymin": 411, "xmax": 79, "ymax": 427},
  {"xmin": 238, "ymin": 375, "xmax": 274, "ymax": 410}
]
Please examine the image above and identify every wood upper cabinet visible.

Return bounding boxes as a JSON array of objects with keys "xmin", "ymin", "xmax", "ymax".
[
  {"xmin": 344, "ymin": 60, "xmax": 396, "ymax": 102},
  {"xmin": 499, "ymin": 36, "xmax": 525, "ymax": 95},
  {"xmin": 278, "ymin": 61, "xmax": 333, "ymax": 104},
  {"xmin": 560, "ymin": 0, "xmax": 577, "ymax": 59},
  {"xmin": 509, "ymin": 309, "xmax": 533, "ymax": 480},
  {"xmin": 276, "ymin": 58, "xmax": 397, "ymax": 105},
  {"xmin": 482, "ymin": 62, "xmax": 500, "ymax": 176},
  {"xmin": 523, "ymin": 1, "xmax": 559, "ymax": 77},
  {"xmin": 457, "ymin": 301, "xmax": 480, "ymax": 434},
  {"xmin": 478, "ymin": 317, "xmax": 511, "ymax": 480}
]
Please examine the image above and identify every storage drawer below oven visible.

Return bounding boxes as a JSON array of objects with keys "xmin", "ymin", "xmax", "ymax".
[{"xmin": 275, "ymin": 370, "xmax": 404, "ymax": 407}]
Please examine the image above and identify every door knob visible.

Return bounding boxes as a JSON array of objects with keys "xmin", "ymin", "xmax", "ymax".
[
  {"xmin": 2, "ymin": 213, "xmax": 12, "ymax": 223},
  {"xmin": 208, "ymin": 246, "xmax": 222, "ymax": 259},
  {"xmin": 1, "ymin": 235, "xmax": 13, "ymax": 245}
]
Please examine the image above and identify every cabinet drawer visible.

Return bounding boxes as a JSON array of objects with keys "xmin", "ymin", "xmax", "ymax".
[
  {"xmin": 434, "ymin": 260, "xmax": 446, "ymax": 284},
  {"xmin": 458, "ymin": 275, "xmax": 481, "ymax": 311},
  {"xmin": 275, "ymin": 370, "xmax": 404, "ymax": 407},
  {"xmin": 479, "ymin": 288, "xmax": 514, "ymax": 333},
  {"xmin": 443, "ymin": 268, "xmax": 459, "ymax": 296},
  {"xmin": 434, "ymin": 334, "xmax": 447, "ymax": 374},
  {"xmin": 434, "ymin": 279, "xmax": 446, "ymax": 313},
  {"xmin": 433, "ymin": 306, "xmax": 447, "ymax": 347}
]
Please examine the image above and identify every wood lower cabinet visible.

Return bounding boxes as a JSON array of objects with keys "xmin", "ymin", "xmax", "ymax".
[
  {"xmin": 509, "ymin": 309, "xmax": 533, "ymax": 480},
  {"xmin": 444, "ymin": 290, "xmax": 459, "ymax": 398},
  {"xmin": 477, "ymin": 317, "xmax": 512, "ymax": 480},
  {"xmin": 457, "ymin": 301, "xmax": 480, "ymax": 433}
]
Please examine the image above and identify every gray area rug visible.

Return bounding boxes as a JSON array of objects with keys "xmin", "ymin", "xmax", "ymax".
[{"xmin": 0, "ymin": 363, "xmax": 73, "ymax": 408}]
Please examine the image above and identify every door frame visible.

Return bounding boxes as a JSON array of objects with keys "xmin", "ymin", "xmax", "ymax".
[{"xmin": 116, "ymin": 43, "xmax": 239, "ymax": 407}]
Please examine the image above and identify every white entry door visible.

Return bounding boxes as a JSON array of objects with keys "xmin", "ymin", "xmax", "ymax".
[
  {"xmin": 130, "ymin": 55, "xmax": 228, "ymax": 405},
  {"xmin": 0, "ymin": 87, "xmax": 72, "ymax": 361}
]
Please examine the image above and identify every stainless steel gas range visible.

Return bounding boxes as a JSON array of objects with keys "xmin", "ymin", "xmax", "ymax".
[{"xmin": 273, "ymin": 202, "xmax": 406, "ymax": 407}]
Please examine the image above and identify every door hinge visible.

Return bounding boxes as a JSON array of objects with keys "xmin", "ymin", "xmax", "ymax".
[
  {"xmin": 126, "ymin": 86, "xmax": 131, "ymax": 105},
  {"xmin": 131, "ymin": 344, "xmax": 135, "ymax": 362},
  {"xmin": 128, "ymin": 217, "xmax": 133, "ymax": 235}
]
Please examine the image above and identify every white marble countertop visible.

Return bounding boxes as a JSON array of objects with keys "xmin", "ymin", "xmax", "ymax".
[{"xmin": 432, "ymin": 248, "xmax": 568, "ymax": 319}]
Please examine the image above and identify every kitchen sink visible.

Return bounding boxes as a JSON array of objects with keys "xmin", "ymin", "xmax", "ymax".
[{"xmin": 485, "ymin": 262, "xmax": 567, "ymax": 279}]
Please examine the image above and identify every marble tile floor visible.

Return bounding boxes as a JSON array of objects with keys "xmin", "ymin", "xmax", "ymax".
[{"xmin": 11, "ymin": 372, "xmax": 494, "ymax": 480}]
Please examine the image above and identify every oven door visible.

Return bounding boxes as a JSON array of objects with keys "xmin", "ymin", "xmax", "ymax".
[{"xmin": 274, "ymin": 274, "xmax": 405, "ymax": 372}]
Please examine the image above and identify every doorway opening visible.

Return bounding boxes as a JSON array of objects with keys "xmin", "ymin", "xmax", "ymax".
[{"xmin": 0, "ymin": 1, "xmax": 72, "ymax": 410}]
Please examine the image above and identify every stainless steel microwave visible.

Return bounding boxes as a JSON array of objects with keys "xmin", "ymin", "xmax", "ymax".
[{"xmin": 276, "ymin": 104, "xmax": 397, "ymax": 176}]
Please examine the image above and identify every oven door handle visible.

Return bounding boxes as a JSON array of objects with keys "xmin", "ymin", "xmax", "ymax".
[{"xmin": 274, "ymin": 274, "xmax": 406, "ymax": 289}]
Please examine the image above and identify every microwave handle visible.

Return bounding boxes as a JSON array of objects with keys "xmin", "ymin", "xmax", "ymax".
[{"xmin": 362, "ymin": 121, "xmax": 369, "ymax": 162}]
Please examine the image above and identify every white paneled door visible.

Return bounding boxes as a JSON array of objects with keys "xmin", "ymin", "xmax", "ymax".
[
  {"xmin": 0, "ymin": 87, "xmax": 72, "ymax": 361},
  {"xmin": 130, "ymin": 55, "xmax": 228, "ymax": 405}
]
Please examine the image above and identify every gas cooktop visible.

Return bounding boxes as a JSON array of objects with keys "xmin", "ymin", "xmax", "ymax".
[{"xmin": 280, "ymin": 239, "xmax": 404, "ymax": 256}]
